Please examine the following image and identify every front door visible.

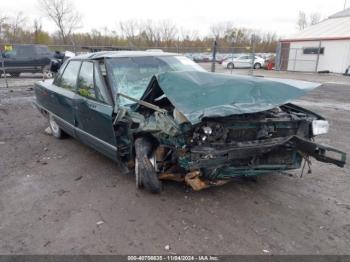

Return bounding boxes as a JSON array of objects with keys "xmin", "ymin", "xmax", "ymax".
[
  {"xmin": 241, "ymin": 55, "xmax": 253, "ymax": 68},
  {"xmin": 74, "ymin": 60, "xmax": 117, "ymax": 160},
  {"xmin": 235, "ymin": 55, "xmax": 250, "ymax": 68}
]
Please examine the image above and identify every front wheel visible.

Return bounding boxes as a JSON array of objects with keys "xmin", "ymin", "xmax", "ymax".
[
  {"xmin": 134, "ymin": 137, "xmax": 162, "ymax": 193},
  {"xmin": 227, "ymin": 63, "xmax": 234, "ymax": 69},
  {"xmin": 42, "ymin": 65, "xmax": 52, "ymax": 79},
  {"xmin": 49, "ymin": 114, "xmax": 63, "ymax": 139}
]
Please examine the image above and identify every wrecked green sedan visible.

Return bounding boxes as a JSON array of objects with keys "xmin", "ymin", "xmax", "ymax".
[{"xmin": 34, "ymin": 51, "xmax": 346, "ymax": 193}]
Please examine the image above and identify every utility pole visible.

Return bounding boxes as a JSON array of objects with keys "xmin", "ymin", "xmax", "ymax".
[
  {"xmin": 211, "ymin": 38, "xmax": 218, "ymax": 72},
  {"xmin": 177, "ymin": 36, "xmax": 180, "ymax": 54},
  {"xmin": 249, "ymin": 34, "xmax": 256, "ymax": 75},
  {"xmin": 344, "ymin": 0, "xmax": 347, "ymax": 9},
  {"xmin": 230, "ymin": 42, "xmax": 235, "ymax": 75},
  {"xmin": 315, "ymin": 40, "xmax": 322, "ymax": 72},
  {"xmin": 1, "ymin": 51, "xmax": 8, "ymax": 88}
]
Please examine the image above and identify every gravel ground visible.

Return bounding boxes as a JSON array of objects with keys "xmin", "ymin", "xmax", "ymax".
[{"xmin": 0, "ymin": 69, "xmax": 350, "ymax": 255}]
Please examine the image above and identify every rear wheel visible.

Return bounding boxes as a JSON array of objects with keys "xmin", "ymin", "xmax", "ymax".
[
  {"xmin": 49, "ymin": 114, "xmax": 63, "ymax": 139},
  {"xmin": 11, "ymin": 72, "xmax": 20, "ymax": 77},
  {"xmin": 134, "ymin": 137, "xmax": 162, "ymax": 193},
  {"xmin": 227, "ymin": 63, "xmax": 234, "ymax": 69},
  {"xmin": 254, "ymin": 63, "xmax": 261, "ymax": 69}
]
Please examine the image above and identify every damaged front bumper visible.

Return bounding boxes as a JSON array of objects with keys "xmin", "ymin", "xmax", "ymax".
[
  {"xmin": 157, "ymin": 136, "xmax": 346, "ymax": 190},
  {"xmin": 177, "ymin": 135, "xmax": 346, "ymax": 182}
]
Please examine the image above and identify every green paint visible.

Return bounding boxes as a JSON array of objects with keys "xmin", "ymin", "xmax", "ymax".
[{"xmin": 157, "ymin": 71, "xmax": 320, "ymax": 124}]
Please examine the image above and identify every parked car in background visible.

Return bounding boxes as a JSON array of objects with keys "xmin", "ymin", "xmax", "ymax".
[
  {"xmin": 222, "ymin": 54, "xmax": 265, "ymax": 69},
  {"xmin": 0, "ymin": 44, "xmax": 54, "ymax": 77},
  {"xmin": 34, "ymin": 51, "xmax": 346, "ymax": 193},
  {"xmin": 263, "ymin": 54, "xmax": 276, "ymax": 70},
  {"xmin": 220, "ymin": 54, "xmax": 240, "ymax": 64},
  {"xmin": 145, "ymin": 49, "xmax": 164, "ymax": 52},
  {"xmin": 193, "ymin": 53, "xmax": 212, "ymax": 62},
  {"xmin": 345, "ymin": 65, "xmax": 350, "ymax": 76},
  {"xmin": 215, "ymin": 53, "xmax": 227, "ymax": 64}
]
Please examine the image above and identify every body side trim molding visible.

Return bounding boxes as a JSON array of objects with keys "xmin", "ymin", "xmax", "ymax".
[{"xmin": 34, "ymin": 101, "xmax": 117, "ymax": 152}]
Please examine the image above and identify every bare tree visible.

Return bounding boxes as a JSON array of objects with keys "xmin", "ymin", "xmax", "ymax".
[
  {"xmin": 119, "ymin": 19, "xmax": 139, "ymax": 43},
  {"xmin": 297, "ymin": 11, "xmax": 308, "ymax": 30},
  {"xmin": 309, "ymin": 12, "xmax": 321, "ymax": 25},
  {"xmin": 158, "ymin": 20, "xmax": 177, "ymax": 44},
  {"xmin": 139, "ymin": 20, "xmax": 159, "ymax": 46},
  {"xmin": 8, "ymin": 12, "xmax": 26, "ymax": 42},
  {"xmin": 33, "ymin": 19, "xmax": 42, "ymax": 32},
  {"xmin": 210, "ymin": 21, "xmax": 233, "ymax": 38},
  {"xmin": 33, "ymin": 19, "xmax": 42, "ymax": 43},
  {"xmin": 226, "ymin": 27, "xmax": 253, "ymax": 45},
  {"xmin": 38, "ymin": 0, "xmax": 81, "ymax": 44},
  {"xmin": 0, "ymin": 13, "xmax": 8, "ymax": 41},
  {"xmin": 180, "ymin": 28, "xmax": 199, "ymax": 41}
]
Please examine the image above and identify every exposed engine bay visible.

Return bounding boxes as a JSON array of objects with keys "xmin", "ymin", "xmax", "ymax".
[{"xmin": 113, "ymin": 79, "xmax": 346, "ymax": 191}]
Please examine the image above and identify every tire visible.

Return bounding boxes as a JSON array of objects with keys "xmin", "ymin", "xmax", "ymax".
[
  {"xmin": 11, "ymin": 72, "xmax": 20, "ymax": 77},
  {"xmin": 134, "ymin": 137, "xmax": 162, "ymax": 193},
  {"xmin": 254, "ymin": 63, "xmax": 261, "ymax": 69},
  {"xmin": 42, "ymin": 65, "xmax": 52, "ymax": 78},
  {"xmin": 49, "ymin": 114, "xmax": 63, "ymax": 139},
  {"xmin": 227, "ymin": 63, "xmax": 234, "ymax": 69}
]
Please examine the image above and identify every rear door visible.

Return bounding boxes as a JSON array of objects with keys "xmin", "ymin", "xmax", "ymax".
[
  {"xmin": 74, "ymin": 60, "xmax": 117, "ymax": 159},
  {"xmin": 243, "ymin": 55, "xmax": 253, "ymax": 68},
  {"xmin": 40, "ymin": 60, "xmax": 81, "ymax": 137}
]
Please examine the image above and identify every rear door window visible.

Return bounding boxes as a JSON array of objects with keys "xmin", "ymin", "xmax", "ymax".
[
  {"xmin": 77, "ymin": 61, "xmax": 96, "ymax": 99},
  {"xmin": 56, "ymin": 60, "xmax": 81, "ymax": 91}
]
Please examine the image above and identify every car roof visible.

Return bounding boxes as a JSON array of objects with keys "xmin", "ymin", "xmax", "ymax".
[{"xmin": 72, "ymin": 50, "xmax": 178, "ymax": 60}]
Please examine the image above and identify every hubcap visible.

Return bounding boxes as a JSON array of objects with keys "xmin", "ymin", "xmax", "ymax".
[{"xmin": 43, "ymin": 66, "xmax": 52, "ymax": 79}]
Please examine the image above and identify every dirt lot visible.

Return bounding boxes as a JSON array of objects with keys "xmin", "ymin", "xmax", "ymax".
[{"xmin": 0, "ymin": 70, "xmax": 350, "ymax": 255}]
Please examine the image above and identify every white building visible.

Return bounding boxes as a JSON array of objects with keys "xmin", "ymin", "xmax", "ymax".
[{"xmin": 278, "ymin": 8, "xmax": 350, "ymax": 74}]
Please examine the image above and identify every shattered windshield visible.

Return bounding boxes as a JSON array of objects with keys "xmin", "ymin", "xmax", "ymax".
[{"xmin": 106, "ymin": 56, "xmax": 205, "ymax": 105}]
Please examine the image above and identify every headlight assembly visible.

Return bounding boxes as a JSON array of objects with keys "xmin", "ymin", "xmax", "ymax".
[{"xmin": 312, "ymin": 120, "xmax": 329, "ymax": 135}]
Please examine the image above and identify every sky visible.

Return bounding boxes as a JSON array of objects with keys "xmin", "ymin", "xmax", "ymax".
[{"xmin": 1, "ymin": 0, "xmax": 348, "ymax": 38}]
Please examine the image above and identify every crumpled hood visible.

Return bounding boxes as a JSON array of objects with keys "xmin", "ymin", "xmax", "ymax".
[{"xmin": 155, "ymin": 71, "xmax": 321, "ymax": 124}]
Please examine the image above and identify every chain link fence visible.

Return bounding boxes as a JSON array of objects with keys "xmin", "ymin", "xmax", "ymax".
[{"xmin": 1, "ymin": 42, "xmax": 275, "ymax": 89}]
